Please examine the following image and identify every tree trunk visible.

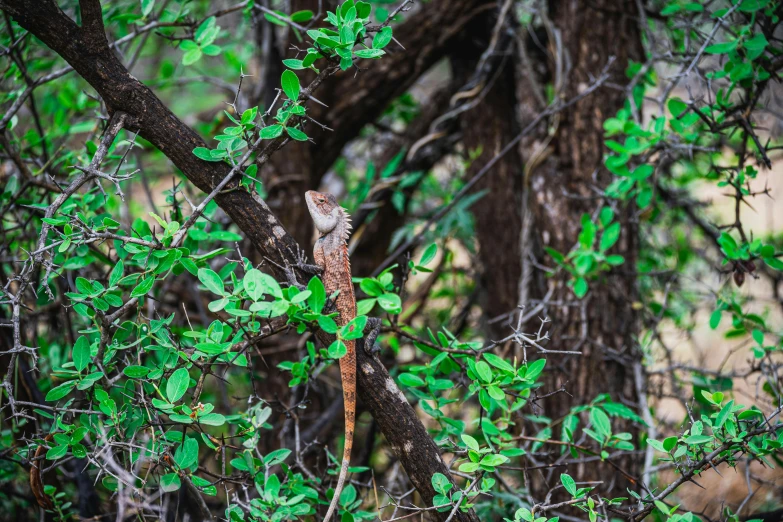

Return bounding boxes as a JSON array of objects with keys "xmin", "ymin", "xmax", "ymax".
[
  {"xmin": 523, "ymin": 0, "xmax": 644, "ymax": 499},
  {"xmin": 452, "ymin": 11, "xmax": 524, "ymax": 339}
]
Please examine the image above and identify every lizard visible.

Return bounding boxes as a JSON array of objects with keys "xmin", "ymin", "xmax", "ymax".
[{"xmin": 304, "ymin": 190, "xmax": 378, "ymax": 522}]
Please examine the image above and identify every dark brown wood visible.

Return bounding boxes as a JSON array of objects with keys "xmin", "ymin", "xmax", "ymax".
[{"xmin": 452, "ymin": 12, "xmax": 525, "ymax": 338}]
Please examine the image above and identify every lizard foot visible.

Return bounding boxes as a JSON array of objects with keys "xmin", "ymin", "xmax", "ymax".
[
  {"xmin": 294, "ymin": 247, "xmax": 323, "ymax": 276},
  {"xmin": 363, "ymin": 317, "xmax": 382, "ymax": 355},
  {"xmin": 283, "ymin": 265, "xmax": 306, "ymax": 291}
]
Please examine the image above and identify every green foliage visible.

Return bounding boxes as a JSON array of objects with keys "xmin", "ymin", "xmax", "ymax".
[{"xmin": 1, "ymin": 0, "xmax": 782, "ymax": 521}]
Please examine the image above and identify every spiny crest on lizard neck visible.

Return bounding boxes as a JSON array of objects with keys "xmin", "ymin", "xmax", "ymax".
[{"xmin": 305, "ymin": 190, "xmax": 352, "ymax": 242}]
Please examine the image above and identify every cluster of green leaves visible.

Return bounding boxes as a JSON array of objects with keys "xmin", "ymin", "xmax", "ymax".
[
  {"xmin": 646, "ymin": 391, "xmax": 779, "ymax": 467},
  {"xmin": 429, "ymin": 471, "xmax": 496, "ymax": 514},
  {"xmin": 225, "ymin": 447, "xmax": 322, "ymax": 520},
  {"xmin": 355, "ymin": 266, "xmax": 403, "ymax": 315},
  {"xmin": 545, "ymin": 207, "xmax": 625, "ymax": 298},
  {"xmin": 179, "ymin": 16, "xmax": 223, "ymax": 65},
  {"xmin": 586, "ymin": 4, "xmax": 783, "ymax": 520},
  {"xmin": 396, "ymin": 339, "xmax": 544, "ymax": 505},
  {"xmin": 42, "ymin": 485, "xmax": 72, "ymax": 522},
  {"xmin": 288, "ymin": 0, "xmax": 393, "ymax": 72},
  {"xmin": 0, "ymin": 0, "xmax": 401, "ymax": 519},
  {"xmin": 717, "ymin": 232, "xmax": 783, "ymax": 272},
  {"xmin": 191, "ymin": 0, "xmax": 396, "ymax": 186}
]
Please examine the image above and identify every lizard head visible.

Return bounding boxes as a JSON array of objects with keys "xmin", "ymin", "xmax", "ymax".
[{"xmin": 305, "ymin": 190, "xmax": 342, "ymax": 234}]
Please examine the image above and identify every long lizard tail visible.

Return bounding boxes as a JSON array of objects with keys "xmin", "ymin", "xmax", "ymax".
[{"xmin": 323, "ymin": 342, "xmax": 356, "ymax": 522}]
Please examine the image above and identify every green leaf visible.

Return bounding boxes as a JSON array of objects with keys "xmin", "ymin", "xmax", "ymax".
[
  {"xmin": 199, "ymin": 413, "xmax": 226, "ymax": 426},
  {"xmin": 372, "ymin": 26, "xmax": 393, "ymax": 49},
  {"xmin": 282, "ymin": 59, "xmax": 305, "ymax": 69},
  {"xmin": 72, "ymin": 335, "xmax": 91, "ymax": 373},
  {"xmin": 479, "ymin": 453, "xmax": 508, "ymax": 467},
  {"xmin": 281, "ymin": 70, "xmax": 300, "ymax": 101},
  {"xmin": 318, "ymin": 316, "xmax": 338, "ymax": 334},
  {"xmin": 431, "ymin": 472, "xmax": 451, "ymax": 495},
  {"xmin": 46, "ymin": 444, "xmax": 69, "ymax": 460},
  {"xmin": 377, "ymin": 293, "xmax": 401, "ymax": 314},
  {"xmin": 360, "ymin": 278, "xmax": 385, "ymax": 296},
  {"xmin": 573, "ymin": 277, "xmax": 588, "ymax": 298},
  {"xmin": 182, "ymin": 48, "xmax": 203, "ymax": 65},
  {"xmin": 524, "ymin": 359, "xmax": 546, "ymax": 381},
  {"xmin": 667, "ymin": 98, "xmax": 688, "ymax": 118},
  {"xmin": 474, "ymin": 361, "xmax": 492, "ymax": 383},
  {"xmin": 260, "ymin": 125, "xmax": 284, "ymax": 139},
  {"xmin": 195, "ymin": 16, "xmax": 216, "ymax": 42},
  {"xmin": 307, "ymin": 277, "xmax": 326, "ymax": 313},
  {"xmin": 560, "ymin": 473, "xmax": 577, "ymax": 496},
  {"xmin": 461, "ymin": 434, "xmax": 479, "ymax": 451},
  {"xmin": 161, "ymin": 473, "xmax": 181, "ymax": 492},
  {"xmin": 709, "ymin": 309, "xmax": 722, "ymax": 329},
  {"xmin": 290, "ymin": 9, "xmax": 314, "ymax": 22},
  {"xmin": 244, "ymin": 269, "xmax": 265, "ymax": 301},
  {"xmin": 198, "ymin": 268, "xmax": 225, "ymax": 296},
  {"xmin": 354, "ymin": 49, "xmax": 384, "ymax": 59},
  {"xmin": 328, "ymin": 340, "xmax": 347, "ymax": 359},
  {"xmin": 123, "ymin": 365, "xmax": 150, "ymax": 378},
  {"xmin": 109, "ymin": 260, "xmax": 124, "ymax": 287},
  {"xmin": 180, "ymin": 40, "xmax": 198, "ymax": 52},
  {"xmin": 705, "ymin": 40, "xmax": 738, "ymax": 54},
  {"xmin": 45, "ymin": 380, "xmax": 77, "ymax": 402},
  {"xmin": 71, "ymin": 443, "xmax": 87, "ymax": 458},
  {"xmin": 264, "ymin": 448, "xmax": 292, "ymax": 466},
  {"xmin": 590, "ymin": 408, "xmax": 612, "ymax": 439},
  {"xmin": 355, "ymin": 1, "xmax": 371, "ymax": 17},
  {"xmin": 487, "ymin": 385, "xmax": 505, "ymax": 401},
  {"xmin": 599, "ymin": 222, "xmax": 621, "ymax": 251},
  {"xmin": 715, "ymin": 400, "xmax": 734, "ymax": 429},
  {"xmin": 175, "ymin": 437, "xmax": 199, "ymax": 469},
  {"xmin": 738, "ymin": 408, "xmax": 764, "ymax": 420},
  {"xmin": 684, "ymin": 435, "xmax": 712, "ymax": 445},
  {"xmin": 202, "ymin": 44, "xmax": 221, "ymax": 56},
  {"xmin": 166, "ymin": 367, "xmax": 190, "ymax": 403},
  {"xmin": 286, "ymin": 126, "xmax": 309, "ymax": 141},
  {"xmin": 193, "ymin": 147, "xmax": 221, "ymax": 161},
  {"xmin": 259, "ymin": 273, "xmax": 283, "ymax": 298},
  {"xmin": 356, "ymin": 298, "xmax": 375, "ymax": 315},
  {"xmin": 459, "ymin": 462, "xmax": 480, "ymax": 473},
  {"xmin": 419, "ymin": 243, "xmax": 437, "ymax": 266},
  {"xmin": 131, "ymin": 276, "xmax": 155, "ymax": 298},
  {"xmin": 483, "ymin": 353, "xmax": 514, "ymax": 373},
  {"xmin": 340, "ymin": 315, "xmax": 367, "ymax": 340},
  {"xmin": 141, "ymin": 0, "xmax": 155, "ymax": 16},
  {"xmin": 264, "ymin": 11, "xmax": 288, "ymax": 26},
  {"xmin": 398, "ymin": 373, "xmax": 425, "ymax": 387}
]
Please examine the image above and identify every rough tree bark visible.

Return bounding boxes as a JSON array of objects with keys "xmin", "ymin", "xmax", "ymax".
[
  {"xmin": 522, "ymin": 0, "xmax": 644, "ymax": 499},
  {"xmin": 0, "ymin": 1, "xmax": 479, "ymax": 518},
  {"xmin": 452, "ymin": 10, "xmax": 524, "ymax": 339}
]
